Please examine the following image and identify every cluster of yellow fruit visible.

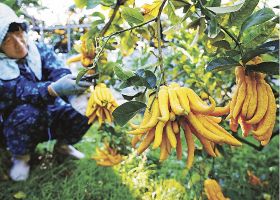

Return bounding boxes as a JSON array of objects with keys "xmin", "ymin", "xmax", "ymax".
[
  {"xmin": 228, "ymin": 62, "xmax": 276, "ymax": 146},
  {"xmin": 86, "ymin": 83, "xmax": 118, "ymax": 125},
  {"xmin": 129, "ymin": 83, "xmax": 242, "ymax": 168},
  {"xmin": 91, "ymin": 142, "xmax": 123, "ymax": 166},
  {"xmin": 204, "ymin": 179, "xmax": 230, "ymax": 200},
  {"xmin": 80, "ymin": 36, "xmax": 96, "ymax": 67},
  {"xmin": 66, "ymin": 35, "xmax": 96, "ymax": 74}
]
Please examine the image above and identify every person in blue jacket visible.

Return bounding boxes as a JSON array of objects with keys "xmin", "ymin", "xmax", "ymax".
[{"xmin": 0, "ymin": 3, "xmax": 92, "ymax": 181}]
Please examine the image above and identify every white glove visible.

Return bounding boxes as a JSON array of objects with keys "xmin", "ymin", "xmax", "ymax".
[{"xmin": 10, "ymin": 157, "xmax": 30, "ymax": 181}]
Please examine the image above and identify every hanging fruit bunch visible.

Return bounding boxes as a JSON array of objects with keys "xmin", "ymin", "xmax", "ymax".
[
  {"xmin": 92, "ymin": 142, "xmax": 123, "ymax": 166},
  {"xmin": 227, "ymin": 57, "xmax": 277, "ymax": 146},
  {"xmin": 80, "ymin": 35, "xmax": 96, "ymax": 67},
  {"xmin": 66, "ymin": 34, "xmax": 97, "ymax": 74},
  {"xmin": 204, "ymin": 179, "xmax": 230, "ymax": 200},
  {"xmin": 85, "ymin": 83, "xmax": 118, "ymax": 125},
  {"xmin": 129, "ymin": 82, "xmax": 242, "ymax": 169}
]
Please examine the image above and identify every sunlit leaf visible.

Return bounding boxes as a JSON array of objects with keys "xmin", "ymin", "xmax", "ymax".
[
  {"xmin": 74, "ymin": 0, "xmax": 87, "ymax": 8},
  {"xmin": 113, "ymin": 101, "xmax": 146, "ymax": 126},
  {"xmin": 114, "ymin": 65, "xmax": 134, "ymax": 81},
  {"xmin": 207, "ymin": 16, "xmax": 220, "ymax": 38},
  {"xmin": 166, "ymin": 1, "xmax": 180, "ymax": 24},
  {"xmin": 242, "ymin": 21, "xmax": 277, "ymax": 49},
  {"xmin": 142, "ymin": 0, "xmax": 162, "ymax": 21},
  {"xmin": 229, "ymin": 0, "xmax": 259, "ymax": 26},
  {"xmin": 206, "ymin": 0, "xmax": 245, "ymax": 14},
  {"xmin": 14, "ymin": 191, "xmax": 27, "ymax": 199},
  {"xmin": 239, "ymin": 8, "xmax": 275, "ymax": 38},
  {"xmin": 92, "ymin": 12, "xmax": 106, "ymax": 20},
  {"xmin": 122, "ymin": 7, "xmax": 144, "ymax": 25}
]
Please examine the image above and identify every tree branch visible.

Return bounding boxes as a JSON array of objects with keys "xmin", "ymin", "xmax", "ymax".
[
  {"xmin": 103, "ymin": 17, "xmax": 157, "ymax": 39},
  {"xmin": 232, "ymin": 129, "xmax": 279, "ymax": 151},
  {"xmin": 156, "ymin": 0, "xmax": 168, "ymax": 85},
  {"xmin": 99, "ymin": 0, "xmax": 122, "ymax": 37}
]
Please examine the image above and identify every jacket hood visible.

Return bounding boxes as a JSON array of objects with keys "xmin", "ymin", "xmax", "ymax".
[{"xmin": 0, "ymin": 3, "xmax": 27, "ymax": 45}]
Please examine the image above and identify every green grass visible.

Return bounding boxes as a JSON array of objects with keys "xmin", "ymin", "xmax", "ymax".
[{"xmin": 0, "ymin": 124, "xmax": 279, "ymax": 200}]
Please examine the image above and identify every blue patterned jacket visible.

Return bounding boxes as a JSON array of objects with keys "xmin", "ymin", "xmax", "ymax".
[{"xmin": 0, "ymin": 43, "xmax": 71, "ymax": 113}]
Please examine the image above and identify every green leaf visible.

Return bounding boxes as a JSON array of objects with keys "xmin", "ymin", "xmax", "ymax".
[
  {"xmin": 74, "ymin": 0, "xmax": 87, "ymax": 8},
  {"xmin": 113, "ymin": 101, "xmax": 146, "ymax": 126},
  {"xmin": 76, "ymin": 68, "xmax": 89, "ymax": 84},
  {"xmin": 91, "ymin": 19, "xmax": 105, "ymax": 28},
  {"xmin": 242, "ymin": 21, "xmax": 276, "ymax": 49},
  {"xmin": 206, "ymin": 57, "xmax": 240, "ymax": 72},
  {"xmin": 87, "ymin": 0, "xmax": 101, "ymax": 9},
  {"xmin": 212, "ymin": 40, "xmax": 231, "ymax": 50},
  {"xmin": 14, "ymin": 191, "xmax": 27, "ymax": 199},
  {"xmin": 206, "ymin": 0, "xmax": 245, "ymax": 14},
  {"xmin": 122, "ymin": 7, "xmax": 144, "ymax": 25},
  {"xmin": 92, "ymin": 12, "xmax": 106, "ymax": 21},
  {"xmin": 229, "ymin": 0, "xmax": 259, "ymax": 27},
  {"xmin": 239, "ymin": 8, "xmax": 275, "ymax": 38},
  {"xmin": 101, "ymin": 0, "xmax": 115, "ymax": 6},
  {"xmin": 166, "ymin": 1, "xmax": 180, "ymax": 24},
  {"xmin": 207, "ymin": 16, "xmax": 220, "ymax": 38},
  {"xmin": 170, "ymin": 0, "xmax": 191, "ymax": 8},
  {"xmin": 246, "ymin": 62, "xmax": 279, "ymax": 75},
  {"xmin": 135, "ymin": 69, "xmax": 157, "ymax": 89},
  {"xmin": 114, "ymin": 65, "xmax": 134, "ymax": 81},
  {"xmin": 119, "ymin": 69, "xmax": 157, "ymax": 89},
  {"xmin": 242, "ymin": 40, "xmax": 279, "ymax": 63},
  {"xmin": 163, "ymin": 23, "xmax": 181, "ymax": 35},
  {"xmin": 2, "ymin": 0, "xmax": 16, "ymax": 7}
]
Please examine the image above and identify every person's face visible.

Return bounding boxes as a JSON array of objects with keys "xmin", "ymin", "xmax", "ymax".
[{"xmin": 0, "ymin": 28, "xmax": 28, "ymax": 59}]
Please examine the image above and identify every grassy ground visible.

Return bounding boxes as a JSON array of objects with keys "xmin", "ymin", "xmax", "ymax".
[{"xmin": 0, "ymin": 124, "xmax": 279, "ymax": 200}]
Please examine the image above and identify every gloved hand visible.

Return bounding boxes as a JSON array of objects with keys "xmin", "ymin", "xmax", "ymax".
[{"xmin": 48, "ymin": 74, "xmax": 92, "ymax": 97}]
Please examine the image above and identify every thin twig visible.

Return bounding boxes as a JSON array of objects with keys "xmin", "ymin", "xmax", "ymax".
[
  {"xmin": 156, "ymin": 0, "xmax": 168, "ymax": 85},
  {"xmin": 103, "ymin": 17, "xmax": 157, "ymax": 39},
  {"xmin": 99, "ymin": 0, "xmax": 122, "ymax": 37},
  {"xmin": 219, "ymin": 25, "xmax": 244, "ymax": 57}
]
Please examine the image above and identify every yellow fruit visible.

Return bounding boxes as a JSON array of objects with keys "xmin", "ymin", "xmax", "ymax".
[
  {"xmin": 202, "ymin": 116, "xmax": 242, "ymax": 146},
  {"xmin": 185, "ymin": 112, "xmax": 223, "ymax": 143},
  {"xmin": 210, "ymin": 102, "xmax": 230, "ymax": 117},
  {"xmin": 141, "ymin": 98, "xmax": 160, "ymax": 128},
  {"xmin": 176, "ymin": 87, "xmax": 190, "ymax": 114},
  {"xmin": 157, "ymin": 86, "xmax": 170, "ymax": 122},
  {"xmin": 182, "ymin": 122, "xmax": 195, "ymax": 169},
  {"xmin": 159, "ymin": 130, "xmax": 169, "ymax": 162},
  {"xmin": 137, "ymin": 128, "xmax": 155, "ymax": 155},
  {"xmin": 232, "ymin": 81, "xmax": 246, "ymax": 119},
  {"xmin": 66, "ymin": 54, "xmax": 82, "ymax": 65},
  {"xmin": 175, "ymin": 133, "xmax": 182, "ymax": 160},
  {"xmin": 152, "ymin": 121, "xmax": 166, "ymax": 149},
  {"xmin": 168, "ymin": 87, "xmax": 185, "ymax": 115},
  {"xmin": 165, "ymin": 121, "xmax": 177, "ymax": 148},
  {"xmin": 246, "ymin": 73, "xmax": 257, "ymax": 119},
  {"xmin": 246, "ymin": 82, "xmax": 268, "ymax": 124},
  {"xmin": 169, "ymin": 111, "xmax": 176, "ymax": 121},
  {"xmin": 172, "ymin": 120, "xmax": 180, "ymax": 134},
  {"xmin": 190, "ymin": 124, "xmax": 216, "ymax": 157},
  {"xmin": 252, "ymin": 83, "xmax": 276, "ymax": 136},
  {"xmin": 186, "ymin": 88, "xmax": 216, "ymax": 114},
  {"xmin": 241, "ymin": 76, "xmax": 253, "ymax": 118}
]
